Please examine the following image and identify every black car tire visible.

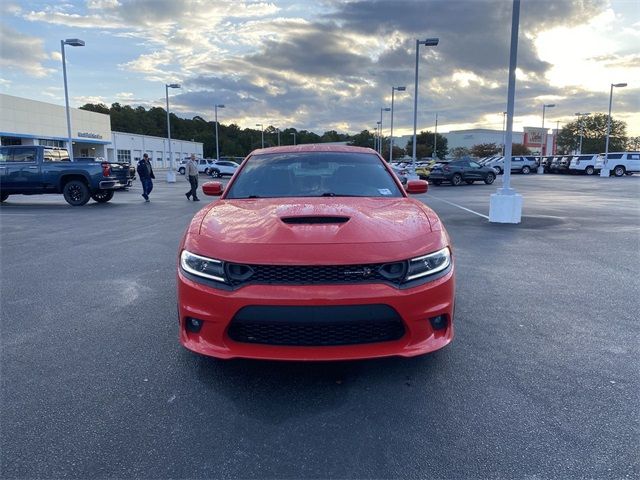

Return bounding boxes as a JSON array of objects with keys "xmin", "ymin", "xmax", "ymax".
[
  {"xmin": 432, "ymin": 180, "xmax": 442, "ymax": 185},
  {"xmin": 465, "ymin": 180, "xmax": 474, "ymax": 185},
  {"xmin": 0, "ymin": 192, "xmax": 9, "ymax": 202},
  {"xmin": 521, "ymin": 166, "xmax": 531, "ymax": 174},
  {"xmin": 613, "ymin": 165, "xmax": 625, "ymax": 177},
  {"xmin": 63, "ymin": 180, "xmax": 90, "ymax": 206},
  {"xmin": 91, "ymin": 190, "xmax": 115, "ymax": 203},
  {"xmin": 484, "ymin": 172, "xmax": 496, "ymax": 185},
  {"xmin": 585, "ymin": 166, "xmax": 595, "ymax": 175},
  {"xmin": 210, "ymin": 169, "xmax": 220, "ymax": 178},
  {"xmin": 494, "ymin": 166, "xmax": 502, "ymax": 174},
  {"xmin": 178, "ymin": 167, "xmax": 186, "ymax": 175},
  {"xmin": 451, "ymin": 173, "xmax": 463, "ymax": 186}
]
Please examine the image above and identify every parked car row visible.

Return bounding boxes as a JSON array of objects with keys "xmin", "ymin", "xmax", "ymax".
[{"xmin": 542, "ymin": 152, "xmax": 639, "ymax": 176}]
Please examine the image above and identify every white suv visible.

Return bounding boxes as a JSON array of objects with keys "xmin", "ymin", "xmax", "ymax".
[
  {"xmin": 596, "ymin": 152, "xmax": 640, "ymax": 176},
  {"xmin": 208, "ymin": 160, "xmax": 240, "ymax": 178},
  {"xmin": 569, "ymin": 154, "xmax": 599, "ymax": 175}
]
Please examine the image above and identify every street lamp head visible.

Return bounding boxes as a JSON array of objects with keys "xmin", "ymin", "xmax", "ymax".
[
  {"xmin": 256, "ymin": 123, "xmax": 263, "ymax": 127},
  {"xmin": 383, "ymin": 107, "xmax": 391, "ymax": 112},
  {"xmin": 395, "ymin": 86, "xmax": 407, "ymax": 91},
  {"xmin": 544, "ymin": 104, "xmax": 556, "ymax": 108},
  {"xmin": 167, "ymin": 83, "xmax": 181, "ymax": 89},
  {"xmin": 216, "ymin": 104, "xmax": 225, "ymax": 108},
  {"xmin": 612, "ymin": 83, "xmax": 627, "ymax": 88},
  {"xmin": 64, "ymin": 38, "xmax": 85, "ymax": 47},
  {"xmin": 377, "ymin": 121, "xmax": 382, "ymax": 125},
  {"xmin": 420, "ymin": 38, "xmax": 439, "ymax": 46},
  {"xmin": 575, "ymin": 112, "xmax": 591, "ymax": 116}
]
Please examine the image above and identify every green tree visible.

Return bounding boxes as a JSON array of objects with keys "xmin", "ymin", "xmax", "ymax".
[
  {"xmin": 470, "ymin": 143, "xmax": 500, "ymax": 157},
  {"xmin": 511, "ymin": 143, "xmax": 531, "ymax": 155},
  {"xmin": 348, "ymin": 130, "xmax": 376, "ymax": 148},
  {"xmin": 556, "ymin": 113, "xmax": 627, "ymax": 154},
  {"xmin": 404, "ymin": 130, "xmax": 448, "ymax": 159}
]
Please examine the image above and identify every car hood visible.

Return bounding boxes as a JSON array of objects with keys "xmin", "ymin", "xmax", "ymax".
[{"xmin": 186, "ymin": 197, "xmax": 447, "ymax": 264}]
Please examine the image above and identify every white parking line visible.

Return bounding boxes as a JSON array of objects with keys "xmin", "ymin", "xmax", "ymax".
[{"xmin": 425, "ymin": 195, "xmax": 490, "ymax": 220}]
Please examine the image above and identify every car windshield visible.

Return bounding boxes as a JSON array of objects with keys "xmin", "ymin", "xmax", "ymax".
[{"xmin": 226, "ymin": 152, "xmax": 403, "ymax": 199}]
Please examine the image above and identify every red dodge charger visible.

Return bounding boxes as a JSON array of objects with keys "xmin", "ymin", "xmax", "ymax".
[{"xmin": 177, "ymin": 145, "xmax": 455, "ymax": 360}]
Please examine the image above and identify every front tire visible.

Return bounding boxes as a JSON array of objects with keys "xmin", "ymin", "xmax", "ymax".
[
  {"xmin": 521, "ymin": 166, "xmax": 531, "ymax": 174},
  {"xmin": 91, "ymin": 190, "xmax": 115, "ymax": 203},
  {"xmin": 451, "ymin": 173, "xmax": 463, "ymax": 186},
  {"xmin": 484, "ymin": 172, "xmax": 496, "ymax": 185},
  {"xmin": 585, "ymin": 166, "xmax": 595, "ymax": 175},
  {"xmin": 210, "ymin": 169, "xmax": 220, "ymax": 178},
  {"xmin": 494, "ymin": 167, "xmax": 502, "ymax": 174},
  {"xmin": 613, "ymin": 165, "xmax": 625, "ymax": 177},
  {"xmin": 63, "ymin": 180, "xmax": 90, "ymax": 206}
]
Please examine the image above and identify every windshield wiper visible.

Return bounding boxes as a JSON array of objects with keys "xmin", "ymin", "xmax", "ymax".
[{"xmin": 320, "ymin": 192, "xmax": 361, "ymax": 197}]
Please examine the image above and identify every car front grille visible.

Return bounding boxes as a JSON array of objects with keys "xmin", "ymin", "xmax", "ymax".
[
  {"xmin": 226, "ymin": 263, "xmax": 405, "ymax": 287},
  {"xmin": 227, "ymin": 304, "xmax": 405, "ymax": 346}
]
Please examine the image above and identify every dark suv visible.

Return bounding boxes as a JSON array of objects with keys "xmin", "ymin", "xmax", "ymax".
[{"xmin": 429, "ymin": 159, "xmax": 497, "ymax": 186}]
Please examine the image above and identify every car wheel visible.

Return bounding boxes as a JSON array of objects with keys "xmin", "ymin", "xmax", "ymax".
[
  {"xmin": 613, "ymin": 166, "xmax": 625, "ymax": 177},
  {"xmin": 63, "ymin": 180, "xmax": 90, "ymax": 206},
  {"xmin": 432, "ymin": 180, "xmax": 442, "ymax": 186},
  {"xmin": 91, "ymin": 190, "xmax": 115, "ymax": 203},
  {"xmin": 451, "ymin": 173, "xmax": 463, "ymax": 186},
  {"xmin": 585, "ymin": 166, "xmax": 595, "ymax": 175},
  {"xmin": 178, "ymin": 167, "xmax": 186, "ymax": 175},
  {"xmin": 465, "ymin": 180, "xmax": 474, "ymax": 185},
  {"xmin": 484, "ymin": 172, "xmax": 496, "ymax": 185},
  {"xmin": 0, "ymin": 192, "xmax": 9, "ymax": 202},
  {"xmin": 210, "ymin": 169, "xmax": 220, "ymax": 178},
  {"xmin": 494, "ymin": 167, "xmax": 502, "ymax": 174},
  {"xmin": 521, "ymin": 166, "xmax": 531, "ymax": 174}
]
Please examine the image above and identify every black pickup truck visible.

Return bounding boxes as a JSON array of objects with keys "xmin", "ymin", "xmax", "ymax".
[{"xmin": 0, "ymin": 146, "xmax": 131, "ymax": 206}]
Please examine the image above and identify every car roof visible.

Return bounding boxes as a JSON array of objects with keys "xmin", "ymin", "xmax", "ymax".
[{"xmin": 250, "ymin": 144, "xmax": 378, "ymax": 156}]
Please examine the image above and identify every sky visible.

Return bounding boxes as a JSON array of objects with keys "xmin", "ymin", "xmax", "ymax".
[{"xmin": 1, "ymin": 0, "xmax": 639, "ymax": 137}]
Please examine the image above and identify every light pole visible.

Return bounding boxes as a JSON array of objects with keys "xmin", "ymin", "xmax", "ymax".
[
  {"xmin": 554, "ymin": 120, "xmax": 560, "ymax": 155},
  {"xmin": 290, "ymin": 132, "xmax": 296, "ymax": 145},
  {"xmin": 433, "ymin": 112, "xmax": 438, "ymax": 159},
  {"xmin": 276, "ymin": 128, "xmax": 281, "ymax": 146},
  {"xmin": 537, "ymin": 103, "xmax": 555, "ymax": 173},
  {"xmin": 574, "ymin": 112, "xmax": 590, "ymax": 154},
  {"xmin": 165, "ymin": 83, "xmax": 181, "ymax": 182},
  {"xmin": 376, "ymin": 121, "xmax": 382, "ymax": 153},
  {"xmin": 256, "ymin": 123, "xmax": 264, "ymax": 148},
  {"xmin": 602, "ymin": 83, "xmax": 627, "ymax": 177},
  {"xmin": 60, "ymin": 38, "xmax": 85, "ymax": 162},
  {"xmin": 411, "ymin": 37, "xmax": 439, "ymax": 178},
  {"xmin": 501, "ymin": 111, "xmax": 507, "ymax": 155},
  {"xmin": 379, "ymin": 107, "xmax": 390, "ymax": 155},
  {"xmin": 390, "ymin": 85, "xmax": 406, "ymax": 164},
  {"xmin": 214, "ymin": 104, "xmax": 225, "ymax": 161}
]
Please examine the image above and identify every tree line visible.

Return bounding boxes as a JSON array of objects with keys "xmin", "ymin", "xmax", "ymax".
[{"xmin": 80, "ymin": 103, "xmax": 635, "ymax": 160}]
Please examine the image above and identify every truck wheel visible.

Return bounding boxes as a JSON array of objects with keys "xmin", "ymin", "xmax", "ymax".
[
  {"xmin": 585, "ymin": 166, "xmax": 595, "ymax": 175},
  {"xmin": 91, "ymin": 190, "xmax": 115, "ymax": 203},
  {"xmin": 613, "ymin": 165, "xmax": 625, "ymax": 177},
  {"xmin": 521, "ymin": 166, "xmax": 531, "ymax": 174},
  {"xmin": 63, "ymin": 180, "xmax": 90, "ymax": 206},
  {"xmin": 451, "ymin": 173, "xmax": 463, "ymax": 186},
  {"xmin": 0, "ymin": 192, "xmax": 8, "ymax": 202}
]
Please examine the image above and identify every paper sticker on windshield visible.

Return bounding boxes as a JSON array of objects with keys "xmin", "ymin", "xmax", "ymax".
[{"xmin": 378, "ymin": 188, "xmax": 392, "ymax": 195}]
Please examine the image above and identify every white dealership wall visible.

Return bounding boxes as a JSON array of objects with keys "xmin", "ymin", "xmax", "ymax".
[{"xmin": 0, "ymin": 94, "xmax": 203, "ymax": 166}]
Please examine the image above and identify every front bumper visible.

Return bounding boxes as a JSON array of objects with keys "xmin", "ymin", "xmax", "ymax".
[{"xmin": 177, "ymin": 268, "xmax": 455, "ymax": 361}]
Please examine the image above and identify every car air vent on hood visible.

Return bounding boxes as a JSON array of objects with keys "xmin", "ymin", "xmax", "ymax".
[{"xmin": 281, "ymin": 216, "xmax": 350, "ymax": 225}]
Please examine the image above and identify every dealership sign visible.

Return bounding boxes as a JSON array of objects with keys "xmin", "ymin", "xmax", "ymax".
[
  {"xmin": 77, "ymin": 132, "xmax": 103, "ymax": 139},
  {"xmin": 523, "ymin": 127, "xmax": 546, "ymax": 147}
]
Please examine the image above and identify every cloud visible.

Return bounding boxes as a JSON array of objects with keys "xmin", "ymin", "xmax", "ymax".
[{"xmin": 0, "ymin": 24, "xmax": 55, "ymax": 77}]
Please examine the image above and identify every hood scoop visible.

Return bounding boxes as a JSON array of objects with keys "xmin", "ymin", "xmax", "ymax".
[{"xmin": 281, "ymin": 216, "xmax": 350, "ymax": 225}]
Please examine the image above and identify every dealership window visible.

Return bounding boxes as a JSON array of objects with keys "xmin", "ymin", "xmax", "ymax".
[
  {"xmin": 0, "ymin": 137, "xmax": 22, "ymax": 146},
  {"xmin": 117, "ymin": 149, "xmax": 131, "ymax": 162},
  {"xmin": 39, "ymin": 139, "xmax": 65, "ymax": 148}
]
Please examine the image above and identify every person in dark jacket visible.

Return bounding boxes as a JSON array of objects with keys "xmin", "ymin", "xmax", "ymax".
[{"xmin": 137, "ymin": 153, "xmax": 155, "ymax": 202}]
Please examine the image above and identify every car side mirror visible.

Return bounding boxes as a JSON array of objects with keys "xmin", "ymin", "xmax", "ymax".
[
  {"xmin": 202, "ymin": 181, "xmax": 223, "ymax": 196},
  {"xmin": 406, "ymin": 180, "xmax": 428, "ymax": 194}
]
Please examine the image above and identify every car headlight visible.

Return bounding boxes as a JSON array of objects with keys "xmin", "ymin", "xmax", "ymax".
[
  {"xmin": 180, "ymin": 250, "xmax": 226, "ymax": 283},
  {"xmin": 405, "ymin": 247, "xmax": 451, "ymax": 281}
]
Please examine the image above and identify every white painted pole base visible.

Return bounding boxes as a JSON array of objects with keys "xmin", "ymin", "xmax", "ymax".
[
  {"xmin": 166, "ymin": 170, "xmax": 177, "ymax": 183},
  {"xmin": 537, "ymin": 166, "xmax": 544, "ymax": 174},
  {"xmin": 599, "ymin": 168, "xmax": 610, "ymax": 177},
  {"xmin": 489, "ymin": 191, "xmax": 523, "ymax": 224}
]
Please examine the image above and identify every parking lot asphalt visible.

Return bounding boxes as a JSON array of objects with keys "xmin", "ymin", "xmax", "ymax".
[{"xmin": 1, "ymin": 173, "xmax": 639, "ymax": 479}]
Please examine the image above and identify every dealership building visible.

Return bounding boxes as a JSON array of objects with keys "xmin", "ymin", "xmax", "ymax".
[{"xmin": 0, "ymin": 94, "xmax": 203, "ymax": 167}]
